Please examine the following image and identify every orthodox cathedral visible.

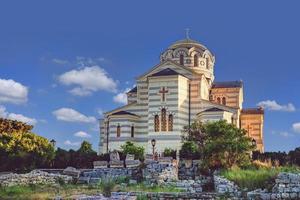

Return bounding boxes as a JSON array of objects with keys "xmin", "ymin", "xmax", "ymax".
[{"xmin": 99, "ymin": 37, "xmax": 264, "ymax": 154}]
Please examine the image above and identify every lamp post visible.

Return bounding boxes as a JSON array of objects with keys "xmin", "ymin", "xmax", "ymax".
[
  {"xmin": 50, "ymin": 139, "xmax": 56, "ymax": 148},
  {"xmin": 251, "ymin": 139, "xmax": 257, "ymax": 159},
  {"xmin": 50, "ymin": 139, "xmax": 56, "ymax": 168},
  {"xmin": 151, "ymin": 139, "xmax": 156, "ymax": 159},
  {"xmin": 252, "ymin": 139, "xmax": 257, "ymax": 148}
]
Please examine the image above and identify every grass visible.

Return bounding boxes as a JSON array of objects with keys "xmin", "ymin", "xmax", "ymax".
[
  {"xmin": 0, "ymin": 181, "xmax": 183, "ymax": 199},
  {"xmin": 123, "ymin": 183, "xmax": 183, "ymax": 193},
  {"xmin": 220, "ymin": 166, "xmax": 300, "ymax": 191},
  {"xmin": 0, "ymin": 184, "xmax": 101, "ymax": 200}
]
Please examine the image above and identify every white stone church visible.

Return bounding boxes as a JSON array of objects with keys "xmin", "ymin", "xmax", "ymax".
[{"xmin": 99, "ymin": 37, "xmax": 264, "ymax": 154}]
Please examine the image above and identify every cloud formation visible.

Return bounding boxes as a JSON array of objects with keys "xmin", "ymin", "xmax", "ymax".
[
  {"xmin": 52, "ymin": 58, "xmax": 69, "ymax": 65},
  {"xmin": 113, "ymin": 88, "xmax": 130, "ymax": 104},
  {"xmin": 74, "ymin": 131, "xmax": 91, "ymax": 138},
  {"xmin": 0, "ymin": 105, "xmax": 37, "ymax": 125},
  {"xmin": 64, "ymin": 140, "xmax": 80, "ymax": 146},
  {"xmin": 0, "ymin": 78, "xmax": 28, "ymax": 104},
  {"xmin": 257, "ymin": 100, "xmax": 296, "ymax": 112},
  {"xmin": 292, "ymin": 123, "xmax": 300, "ymax": 133},
  {"xmin": 52, "ymin": 108, "xmax": 96, "ymax": 123},
  {"xmin": 58, "ymin": 66, "xmax": 118, "ymax": 96}
]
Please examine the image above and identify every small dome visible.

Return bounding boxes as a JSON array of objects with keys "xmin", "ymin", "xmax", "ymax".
[
  {"xmin": 160, "ymin": 37, "xmax": 215, "ymax": 82},
  {"xmin": 168, "ymin": 38, "xmax": 208, "ymax": 51}
]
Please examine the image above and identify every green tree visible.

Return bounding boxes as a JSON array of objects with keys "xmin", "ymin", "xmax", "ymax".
[
  {"xmin": 0, "ymin": 131, "xmax": 55, "ymax": 171},
  {"xmin": 78, "ymin": 140, "xmax": 94, "ymax": 154},
  {"xmin": 182, "ymin": 120, "xmax": 255, "ymax": 170},
  {"xmin": 203, "ymin": 120, "xmax": 254, "ymax": 169},
  {"xmin": 121, "ymin": 141, "xmax": 144, "ymax": 160},
  {"xmin": 75, "ymin": 141, "xmax": 97, "ymax": 168}
]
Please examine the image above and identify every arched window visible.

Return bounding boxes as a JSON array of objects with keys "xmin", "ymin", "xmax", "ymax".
[
  {"xmin": 154, "ymin": 115, "xmax": 159, "ymax": 132},
  {"xmin": 131, "ymin": 125, "xmax": 134, "ymax": 138},
  {"xmin": 117, "ymin": 124, "xmax": 121, "ymax": 137},
  {"xmin": 179, "ymin": 54, "xmax": 184, "ymax": 65},
  {"xmin": 217, "ymin": 97, "xmax": 221, "ymax": 104},
  {"xmin": 168, "ymin": 114, "xmax": 173, "ymax": 131},
  {"xmin": 222, "ymin": 97, "xmax": 226, "ymax": 105},
  {"xmin": 194, "ymin": 55, "xmax": 199, "ymax": 67},
  {"xmin": 206, "ymin": 58, "xmax": 209, "ymax": 69},
  {"xmin": 161, "ymin": 108, "xmax": 167, "ymax": 131}
]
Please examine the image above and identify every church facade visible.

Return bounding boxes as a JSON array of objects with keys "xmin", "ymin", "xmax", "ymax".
[{"xmin": 99, "ymin": 38, "xmax": 264, "ymax": 154}]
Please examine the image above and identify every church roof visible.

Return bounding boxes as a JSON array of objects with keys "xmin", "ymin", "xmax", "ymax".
[
  {"xmin": 149, "ymin": 68, "xmax": 181, "ymax": 77},
  {"xmin": 241, "ymin": 108, "xmax": 264, "ymax": 115},
  {"xmin": 128, "ymin": 86, "xmax": 137, "ymax": 93},
  {"xmin": 212, "ymin": 81, "xmax": 243, "ymax": 89},
  {"xmin": 169, "ymin": 38, "xmax": 208, "ymax": 51},
  {"xmin": 203, "ymin": 107, "xmax": 227, "ymax": 112},
  {"xmin": 110, "ymin": 111, "xmax": 138, "ymax": 116}
]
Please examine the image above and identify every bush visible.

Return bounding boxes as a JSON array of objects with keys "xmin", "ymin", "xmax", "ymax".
[
  {"xmin": 121, "ymin": 141, "xmax": 145, "ymax": 161},
  {"xmin": 179, "ymin": 141, "xmax": 200, "ymax": 159},
  {"xmin": 98, "ymin": 178, "xmax": 116, "ymax": 197},
  {"xmin": 163, "ymin": 148, "xmax": 176, "ymax": 159}
]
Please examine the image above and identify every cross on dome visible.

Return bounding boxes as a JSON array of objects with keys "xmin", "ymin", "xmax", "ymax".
[{"xmin": 185, "ymin": 28, "xmax": 190, "ymax": 39}]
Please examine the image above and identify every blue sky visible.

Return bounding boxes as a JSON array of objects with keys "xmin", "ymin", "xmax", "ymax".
[{"xmin": 0, "ymin": 1, "xmax": 299, "ymax": 152}]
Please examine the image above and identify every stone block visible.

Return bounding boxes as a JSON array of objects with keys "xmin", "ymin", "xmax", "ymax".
[
  {"xmin": 109, "ymin": 160, "xmax": 124, "ymax": 168},
  {"xmin": 93, "ymin": 161, "xmax": 108, "ymax": 169},
  {"xmin": 126, "ymin": 160, "xmax": 140, "ymax": 168},
  {"xmin": 158, "ymin": 157, "xmax": 173, "ymax": 164},
  {"xmin": 62, "ymin": 167, "xmax": 80, "ymax": 178}
]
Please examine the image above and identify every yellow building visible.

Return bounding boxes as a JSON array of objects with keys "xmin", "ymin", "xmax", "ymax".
[{"xmin": 99, "ymin": 37, "xmax": 264, "ymax": 154}]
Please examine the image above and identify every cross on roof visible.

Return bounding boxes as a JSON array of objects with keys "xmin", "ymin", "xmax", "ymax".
[
  {"xmin": 185, "ymin": 28, "xmax": 190, "ymax": 39},
  {"xmin": 159, "ymin": 87, "xmax": 169, "ymax": 102}
]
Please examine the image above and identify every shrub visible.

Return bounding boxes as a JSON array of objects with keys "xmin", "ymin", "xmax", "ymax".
[
  {"xmin": 179, "ymin": 141, "xmax": 200, "ymax": 159},
  {"xmin": 115, "ymin": 176, "xmax": 129, "ymax": 184},
  {"xmin": 121, "ymin": 141, "xmax": 145, "ymax": 161},
  {"xmin": 163, "ymin": 148, "xmax": 176, "ymax": 159},
  {"xmin": 98, "ymin": 178, "xmax": 116, "ymax": 197}
]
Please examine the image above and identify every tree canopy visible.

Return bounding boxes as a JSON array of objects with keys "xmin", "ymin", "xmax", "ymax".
[
  {"xmin": 0, "ymin": 119, "xmax": 55, "ymax": 172},
  {"xmin": 181, "ymin": 120, "xmax": 255, "ymax": 170}
]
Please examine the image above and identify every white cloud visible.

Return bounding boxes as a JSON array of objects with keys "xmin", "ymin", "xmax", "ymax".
[
  {"xmin": 69, "ymin": 87, "xmax": 92, "ymax": 96},
  {"xmin": 279, "ymin": 132, "xmax": 290, "ymax": 137},
  {"xmin": 76, "ymin": 57, "xmax": 105, "ymax": 66},
  {"xmin": 0, "ymin": 105, "xmax": 37, "ymax": 125},
  {"xmin": 52, "ymin": 108, "xmax": 96, "ymax": 123},
  {"xmin": 0, "ymin": 105, "xmax": 7, "ymax": 117},
  {"xmin": 58, "ymin": 66, "xmax": 118, "ymax": 96},
  {"xmin": 64, "ymin": 140, "xmax": 80, "ymax": 146},
  {"xmin": 74, "ymin": 131, "xmax": 91, "ymax": 138},
  {"xmin": 257, "ymin": 100, "xmax": 296, "ymax": 112},
  {"xmin": 52, "ymin": 58, "xmax": 69, "ymax": 65},
  {"xmin": 113, "ymin": 88, "xmax": 130, "ymax": 104},
  {"xmin": 7, "ymin": 113, "xmax": 37, "ymax": 125},
  {"xmin": 0, "ymin": 78, "xmax": 28, "ymax": 104},
  {"xmin": 292, "ymin": 123, "xmax": 300, "ymax": 133},
  {"xmin": 97, "ymin": 108, "xmax": 104, "ymax": 117}
]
